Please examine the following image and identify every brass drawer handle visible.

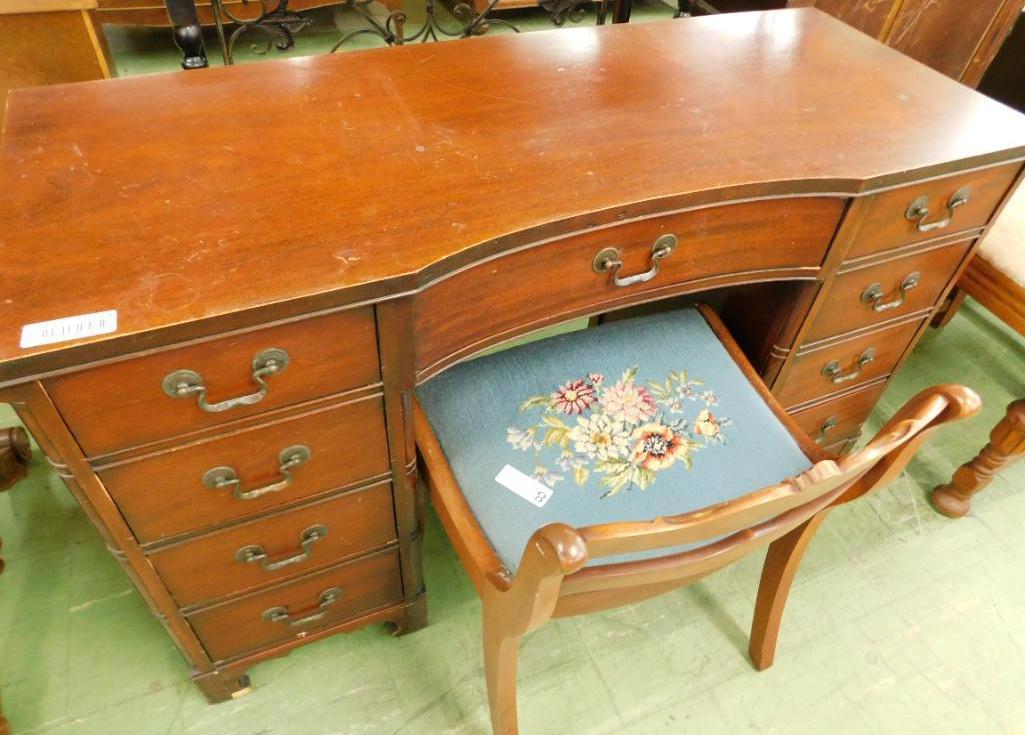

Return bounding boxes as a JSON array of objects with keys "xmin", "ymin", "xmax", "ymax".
[
  {"xmin": 262, "ymin": 586, "xmax": 342, "ymax": 628},
  {"xmin": 904, "ymin": 187, "xmax": 970, "ymax": 233},
  {"xmin": 593, "ymin": 234, "xmax": 677, "ymax": 287},
  {"xmin": 235, "ymin": 524, "xmax": 328, "ymax": 571},
  {"xmin": 821, "ymin": 348, "xmax": 875, "ymax": 385},
  {"xmin": 162, "ymin": 348, "xmax": 289, "ymax": 413},
  {"xmin": 818, "ymin": 416, "xmax": 838, "ymax": 441},
  {"xmin": 203, "ymin": 445, "xmax": 312, "ymax": 500},
  {"xmin": 861, "ymin": 271, "xmax": 920, "ymax": 312}
]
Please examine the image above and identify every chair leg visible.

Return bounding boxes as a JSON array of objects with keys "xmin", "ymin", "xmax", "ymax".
[
  {"xmin": 483, "ymin": 613, "xmax": 523, "ymax": 735},
  {"xmin": 931, "ymin": 399, "xmax": 1025, "ymax": 518},
  {"xmin": 749, "ymin": 511, "xmax": 829, "ymax": 671}
]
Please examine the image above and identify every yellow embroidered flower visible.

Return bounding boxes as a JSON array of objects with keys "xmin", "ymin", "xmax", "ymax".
[{"xmin": 693, "ymin": 409, "xmax": 721, "ymax": 440}]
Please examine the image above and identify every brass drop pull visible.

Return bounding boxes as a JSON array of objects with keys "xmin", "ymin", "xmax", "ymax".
[
  {"xmin": 904, "ymin": 187, "xmax": 970, "ymax": 233},
  {"xmin": 861, "ymin": 271, "xmax": 920, "ymax": 312},
  {"xmin": 162, "ymin": 348, "xmax": 289, "ymax": 413},
  {"xmin": 262, "ymin": 587, "xmax": 342, "ymax": 628},
  {"xmin": 821, "ymin": 348, "xmax": 875, "ymax": 385},
  {"xmin": 202, "ymin": 445, "xmax": 311, "ymax": 500},
  {"xmin": 818, "ymin": 416, "xmax": 838, "ymax": 441},
  {"xmin": 235, "ymin": 525, "xmax": 328, "ymax": 571},
  {"xmin": 593, "ymin": 234, "xmax": 678, "ymax": 287}
]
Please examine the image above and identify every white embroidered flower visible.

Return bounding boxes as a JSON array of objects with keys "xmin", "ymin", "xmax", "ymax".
[
  {"xmin": 506, "ymin": 426, "xmax": 538, "ymax": 451},
  {"xmin": 569, "ymin": 413, "xmax": 631, "ymax": 461},
  {"xmin": 533, "ymin": 466, "xmax": 565, "ymax": 488}
]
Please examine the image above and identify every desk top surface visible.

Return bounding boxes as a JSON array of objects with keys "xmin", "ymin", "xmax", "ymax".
[{"xmin": 3, "ymin": 8, "xmax": 1025, "ymax": 381}]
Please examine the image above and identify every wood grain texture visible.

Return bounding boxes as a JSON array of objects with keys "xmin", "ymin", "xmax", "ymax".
[
  {"xmin": 96, "ymin": 395, "xmax": 390, "ymax": 542},
  {"xmin": 806, "ymin": 239, "xmax": 971, "ymax": 341},
  {"xmin": 45, "ymin": 308, "xmax": 380, "ymax": 456},
  {"xmin": 413, "ymin": 197, "xmax": 841, "ymax": 375},
  {"xmin": 4, "ymin": 10, "xmax": 1025, "ymax": 383},
  {"xmin": 187, "ymin": 549, "xmax": 403, "ymax": 662},
  {"xmin": 149, "ymin": 481, "xmax": 397, "ymax": 608},
  {"xmin": 787, "ymin": 380, "xmax": 887, "ymax": 445},
  {"xmin": 845, "ymin": 163, "xmax": 1021, "ymax": 259},
  {"xmin": 776, "ymin": 317, "xmax": 923, "ymax": 408}
]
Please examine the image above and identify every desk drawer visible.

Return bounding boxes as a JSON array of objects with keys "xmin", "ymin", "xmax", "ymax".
[
  {"xmin": 414, "ymin": 197, "xmax": 843, "ymax": 374},
  {"xmin": 150, "ymin": 482, "xmax": 397, "ymax": 608},
  {"xmin": 788, "ymin": 382, "xmax": 886, "ymax": 446},
  {"xmin": 776, "ymin": 319, "xmax": 922, "ymax": 408},
  {"xmin": 848, "ymin": 163, "xmax": 1019, "ymax": 258},
  {"xmin": 188, "ymin": 549, "xmax": 403, "ymax": 662},
  {"xmin": 46, "ymin": 308, "xmax": 381, "ymax": 457},
  {"xmin": 806, "ymin": 240, "xmax": 971, "ymax": 342},
  {"xmin": 97, "ymin": 396, "xmax": 390, "ymax": 543}
]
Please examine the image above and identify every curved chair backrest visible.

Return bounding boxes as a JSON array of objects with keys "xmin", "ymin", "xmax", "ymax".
[{"xmin": 524, "ymin": 385, "xmax": 977, "ymax": 602}]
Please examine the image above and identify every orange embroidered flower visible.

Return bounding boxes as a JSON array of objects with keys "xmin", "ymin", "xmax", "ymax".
[
  {"xmin": 551, "ymin": 379, "xmax": 597, "ymax": 415},
  {"xmin": 630, "ymin": 423, "xmax": 690, "ymax": 470}
]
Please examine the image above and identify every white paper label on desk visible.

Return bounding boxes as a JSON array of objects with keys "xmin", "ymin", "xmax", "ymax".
[
  {"xmin": 495, "ymin": 465, "xmax": 554, "ymax": 508},
  {"xmin": 20, "ymin": 310, "xmax": 118, "ymax": 349}
]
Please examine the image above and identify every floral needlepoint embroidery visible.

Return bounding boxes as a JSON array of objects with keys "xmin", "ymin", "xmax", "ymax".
[{"xmin": 508, "ymin": 366, "xmax": 732, "ymax": 497}]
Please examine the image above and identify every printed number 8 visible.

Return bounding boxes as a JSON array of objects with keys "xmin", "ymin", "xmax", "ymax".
[{"xmin": 535, "ymin": 491, "xmax": 546, "ymax": 504}]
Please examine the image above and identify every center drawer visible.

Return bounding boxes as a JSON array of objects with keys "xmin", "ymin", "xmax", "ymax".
[
  {"xmin": 187, "ymin": 549, "xmax": 403, "ymax": 662},
  {"xmin": 97, "ymin": 396, "xmax": 390, "ymax": 543},
  {"xmin": 149, "ymin": 481, "xmax": 397, "ymax": 609},
  {"xmin": 413, "ymin": 197, "xmax": 843, "ymax": 374},
  {"xmin": 46, "ymin": 307, "xmax": 381, "ymax": 457}
]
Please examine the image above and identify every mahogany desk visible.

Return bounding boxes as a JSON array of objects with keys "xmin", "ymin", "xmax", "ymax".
[{"xmin": 1, "ymin": 9, "xmax": 1024, "ymax": 702}]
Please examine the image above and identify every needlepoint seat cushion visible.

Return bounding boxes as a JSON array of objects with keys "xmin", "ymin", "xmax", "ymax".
[{"xmin": 416, "ymin": 308, "xmax": 813, "ymax": 572}]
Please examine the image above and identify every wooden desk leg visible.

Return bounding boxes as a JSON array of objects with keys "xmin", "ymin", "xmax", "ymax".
[
  {"xmin": 165, "ymin": 0, "xmax": 208, "ymax": 70},
  {"xmin": 0, "ymin": 427, "xmax": 30, "ymax": 493},
  {"xmin": 931, "ymin": 400, "xmax": 1025, "ymax": 517}
]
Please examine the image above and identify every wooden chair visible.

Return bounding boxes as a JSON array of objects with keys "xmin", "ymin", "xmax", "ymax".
[
  {"xmin": 931, "ymin": 183, "xmax": 1025, "ymax": 517},
  {"xmin": 414, "ymin": 304, "xmax": 979, "ymax": 734}
]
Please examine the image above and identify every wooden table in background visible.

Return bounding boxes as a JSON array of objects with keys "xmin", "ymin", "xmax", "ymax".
[{"xmin": 0, "ymin": 1, "xmax": 113, "ymax": 128}]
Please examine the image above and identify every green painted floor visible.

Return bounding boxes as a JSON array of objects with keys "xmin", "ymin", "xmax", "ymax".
[{"xmin": 3, "ymin": 15, "xmax": 1025, "ymax": 734}]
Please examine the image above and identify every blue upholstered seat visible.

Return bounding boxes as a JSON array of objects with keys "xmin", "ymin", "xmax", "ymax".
[{"xmin": 416, "ymin": 308, "xmax": 813, "ymax": 572}]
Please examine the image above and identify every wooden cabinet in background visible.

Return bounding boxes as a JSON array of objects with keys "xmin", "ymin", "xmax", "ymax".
[
  {"xmin": 788, "ymin": 0, "xmax": 1025, "ymax": 86},
  {"xmin": 0, "ymin": 1, "xmax": 114, "ymax": 127}
]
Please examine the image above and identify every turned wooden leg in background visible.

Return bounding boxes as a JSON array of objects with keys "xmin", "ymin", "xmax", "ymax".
[
  {"xmin": 1, "ymin": 538, "xmax": 6, "ymax": 735},
  {"xmin": 0, "ymin": 427, "xmax": 30, "ymax": 493},
  {"xmin": 165, "ymin": 0, "xmax": 208, "ymax": 69},
  {"xmin": 931, "ymin": 399, "xmax": 1025, "ymax": 518},
  {"xmin": 749, "ymin": 511, "xmax": 830, "ymax": 671}
]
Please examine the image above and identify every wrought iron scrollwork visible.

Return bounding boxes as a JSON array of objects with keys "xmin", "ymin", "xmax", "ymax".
[
  {"xmin": 332, "ymin": 0, "xmax": 519, "ymax": 48},
  {"xmin": 210, "ymin": 0, "xmax": 313, "ymax": 65}
]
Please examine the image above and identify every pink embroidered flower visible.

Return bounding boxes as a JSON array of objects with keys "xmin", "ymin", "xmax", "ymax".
[
  {"xmin": 630, "ymin": 423, "xmax": 690, "ymax": 470},
  {"xmin": 601, "ymin": 381, "xmax": 658, "ymax": 424},
  {"xmin": 551, "ymin": 379, "xmax": 596, "ymax": 415},
  {"xmin": 587, "ymin": 372, "xmax": 605, "ymax": 386},
  {"xmin": 693, "ymin": 409, "xmax": 721, "ymax": 440}
]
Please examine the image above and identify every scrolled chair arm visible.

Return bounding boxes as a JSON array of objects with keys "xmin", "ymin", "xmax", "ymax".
[
  {"xmin": 484, "ymin": 524, "xmax": 589, "ymax": 635},
  {"xmin": 838, "ymin": 383, "xmax": 981, "ymax": 505}
]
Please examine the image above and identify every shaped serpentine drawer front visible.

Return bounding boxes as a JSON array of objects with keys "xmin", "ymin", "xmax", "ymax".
[
  {"xmin": 96, "ymin": 396, "xmax": 390, "ymax": 543},
  {"xmin": 847, "ymin": 162, "xmax": 1020, "ymax": 259},
  {"xmin": 149, "ymin": 481, "xmax": 397, "ymax": 609},
  {"xmin": 806, "ymin": 240, "xmax": 972, "ymax": 342},
  {"xmin": 775, "ymin": 319, "xmax": 923, "ymax": 409},
  {"xmin": 412, "ymin": 197, "xmax": 843, "ymax": 377},
  {"xmin": 187, "ymin": 548, "xmax": 403, "ymax": 662},
  {"xmin": 45, "ymin": 308, "xmax": 381, "ymax": 457}
]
